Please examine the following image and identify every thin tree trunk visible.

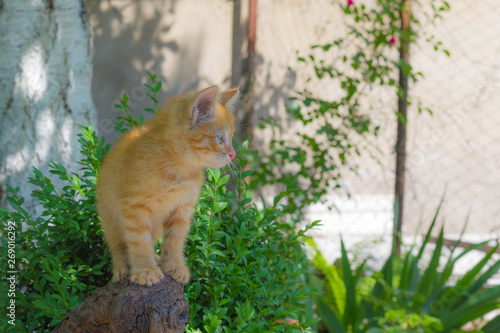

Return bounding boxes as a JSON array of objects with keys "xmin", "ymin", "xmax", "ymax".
[
  {"xmin": 393, "ymin": 0, "xmax": 411, "ymax": 256},
  {"xmin": 0, "ymin": 0, "xmax": 97, "ymax": 216},
  {"xmin": 52, "ymin": 275, "xmax": 189, "ymax": 333},
  {"xmin": 231, "ymin": 0, "xmax": 243, "ymax": 89},
  {"xmin": 240, "ymin": 0, "xmax": 257, "ymax": 140}
]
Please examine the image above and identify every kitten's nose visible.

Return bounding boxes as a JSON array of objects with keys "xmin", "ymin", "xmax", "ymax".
[{"xmin": 229, "ymin": 152, "xmax": 236, "ymax": 159}]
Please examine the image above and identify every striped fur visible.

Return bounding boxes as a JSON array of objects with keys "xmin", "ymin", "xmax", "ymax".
[{"xmin": 96, "ymin": 86, "xmax": 238, "ymax": 285}]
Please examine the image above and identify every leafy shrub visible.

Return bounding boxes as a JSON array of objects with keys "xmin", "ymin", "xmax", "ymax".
[
  {"xmin": 0, "ymin": 73, "xmax": 319, "ymax": 332},
  {"xmin": 185, "ymin": 142, "xmax": 320, "ymax": 332},
  {"xmin": 0, "ymin": 124, "xmax": 112, "ymax": 331},
  {"xmin": 367, "ymin": 309, "xmax": 443, "ymax": 333},
  {"xmin": 308, "ymin": 204, "xmax": 500, "ymax": 333}
]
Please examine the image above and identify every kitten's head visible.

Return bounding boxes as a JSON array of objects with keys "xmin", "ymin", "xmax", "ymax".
[{"xmin": 183, "ymin": 86, "xmax": 239, "ymax": 169}]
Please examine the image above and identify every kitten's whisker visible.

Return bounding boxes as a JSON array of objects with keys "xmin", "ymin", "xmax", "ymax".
[
  {"xmin": 233, "ymin": 158, "xmax": 242, "ymax": 169},
  {"xmin": 221, "ymin": 165, "xmax": 231, "ymax": 175}
]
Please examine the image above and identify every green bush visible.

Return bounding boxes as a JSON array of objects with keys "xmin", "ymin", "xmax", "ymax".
[
  {"xmin": 0, "ymin": 73, "xmax": 319, "ymax": 332},
  {"xmin": 185, "ymin": 142, "xmax": 320, "ymax": 332},
  {"xmin": 308, "ymin": 204, "xmax": 500, "ymax": 333},
  {"xmin": 0, "ymin": 124, "xmax": 112, "ymax": 331}
]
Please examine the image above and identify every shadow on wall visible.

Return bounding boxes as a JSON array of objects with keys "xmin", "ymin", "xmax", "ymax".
[
  {"xmin": 247, "ymin": 54, "xmax": 298, "ymax": 150},
  {"xmin": 85, "ymin": 0, "xmax": 234, "ymax": 145},
  {"xmin": 259, "ymin": 59, "xmax": 297, "ymax": 122}
]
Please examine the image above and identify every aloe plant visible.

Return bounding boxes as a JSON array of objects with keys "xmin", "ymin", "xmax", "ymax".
[{"xmin": 309, "ymin": 203, "xmax": 500, "ymax": 333}]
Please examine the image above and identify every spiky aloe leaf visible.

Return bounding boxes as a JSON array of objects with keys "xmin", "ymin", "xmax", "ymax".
[
  {"xmin": 432, "ymin": 243, "xmax": 500, "ymax": 317},
  {"xmin": 341, "ymin": 239, "xmax": 357, "ymax": 330},
  {"xmin": 482, "ymin": 313, "xmax": 500, "ymax": 333},
  {"xmin": 414, "ymin": 226, "xmax": 444, "ymax": 311},
  {"xmin": 316, "ymin": 297, "xmax": 345, "ymax": 333}
]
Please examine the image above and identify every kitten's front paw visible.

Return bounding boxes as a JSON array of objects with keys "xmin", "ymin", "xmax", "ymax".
[
  {"xmin": 130, "ymin": 267, "xmax": 164, "ymax": 286},
  {"xmin": 161, "ymin": 260, "xmax": 190, "ymax": 284},
  {"xmin": 113, "ymin": 263, "xmax": 129, "ymax": 281}
]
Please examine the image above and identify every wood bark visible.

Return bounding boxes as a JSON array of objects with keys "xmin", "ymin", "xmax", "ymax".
[
  {"xmin": 0, "ymin": 0, "xmax": 97, "ymax": 216},
  {"xmin": 52, "ymin": 274, "xmax": 189, "ymax": 333},
  {"xmin": 240, "ymin": 0, "xmax": 257, "ymax": 140},
  {"xmin": 231, "ymin": 0, "xmax": 243, "ymax": 89},
  {"xmin": 393, "ymin": 0, "xmax": 411, "ymax": 256}
]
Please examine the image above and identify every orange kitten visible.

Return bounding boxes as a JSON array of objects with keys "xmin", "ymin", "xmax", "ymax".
[{"xmin": 96, "ymin": 86, "xmax": 238, "ymax": 285}]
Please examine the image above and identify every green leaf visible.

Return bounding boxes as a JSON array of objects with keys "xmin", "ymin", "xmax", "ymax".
[
  {"xmin": 213, "ymin": 202, "xmax": 228, "ymax": 214},
  {"xmin": 441, "ymin": 300, "xmax": 500, "ymax": 329},
  {"xmin": 241, "ymin": 170, "xmax": 253, "ymax": 178},
  {"xmin": 341, "ymin": 239, "xmax": 357, "ymax": 329},
  {"xmin": 316, "ymin": 297, "xmax": 345, "ymax": 333},
  {"xmin": 154, "ymin": 81, "xmax": 162, "ymax": 92},
  {"xmin": 436, "ymin": 243, "xmax": 500, "ymax": 316},
  {"xmin": 307, "ymin": 237, "xmax": 345, "ymax": 318},
  {"xmin": 414, "ymin": 226, "xmax": 444, "ymax": 307},
  {"xmin": 482, "ymin": 314, "xmax": 500, "ymax": 333},
  {"xmin": 218, "ymin": 175, "xmax": 230, "ymax": 188},
  {"xmin": 241, "ymin": 140, "xmax": 249, "ymax": 152},
  {"xmin": 466, "ymin": 248, "xmax": 500, "ymax": 294},
  {"xmin": 416, "ymin": 199, "xmax": 443, "ymax": 262},
  {"xmin": 396, "ymin": 111, "xmax": 407, "ymax": 127}
]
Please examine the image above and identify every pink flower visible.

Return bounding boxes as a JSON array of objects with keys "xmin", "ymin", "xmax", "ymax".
[
  {"xmin": 347, "ymin": 0, "xmax": 354, "ymax": 7},
  {"xmin": 389, "ymin": 36, "xmax": 396, "ymax": 44}
]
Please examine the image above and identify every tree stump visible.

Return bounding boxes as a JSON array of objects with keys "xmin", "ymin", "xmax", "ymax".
[{"xmin": 52, "ymin": 274, "xmax": 189, "ymax": 333}]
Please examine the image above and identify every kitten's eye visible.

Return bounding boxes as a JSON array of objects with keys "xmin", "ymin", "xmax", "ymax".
[{"xmin": 216, "ymin": 135, "xmax": 224, "ymax": 145}]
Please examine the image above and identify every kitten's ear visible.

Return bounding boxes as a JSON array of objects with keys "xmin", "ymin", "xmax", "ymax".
[
  {"xmin": 219, "ymin": 87, "xmax": 240, "ymax": 111},
  {"xmin": 191, "ymin": 86, "xmax": 219, "ymax": 126}
]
